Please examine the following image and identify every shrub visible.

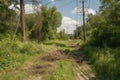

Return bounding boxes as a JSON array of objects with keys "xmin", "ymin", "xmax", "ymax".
[
  {"xmin": 94, "ymin": 50, "xmax": 120, "ymax": 80},
  {"xmin": 82, "ymin": 42, "xmax": 120, "ymax": 80},
  {"xmin": 90, "ymin": 25, "xmax": 120, "ymax": 47},
  {"xmin": 0, "ymin": 40, "xmax": 43, "ymax": 71}
]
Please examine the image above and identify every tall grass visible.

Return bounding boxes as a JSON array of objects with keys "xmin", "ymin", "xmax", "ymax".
[
  {"xmin": 43, "ymin": 60, "xmax": 77, "ymax": 80},
  {"xmin": 0, "ymin": 39, "xmax": 43, "ymax": 71},
  {"xmin": 82, "ymin": 44, "xmax": 120, "ymax": 80}
]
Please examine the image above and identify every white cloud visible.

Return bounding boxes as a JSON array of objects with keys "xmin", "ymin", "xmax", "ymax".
[
  {"xmin": 87, "ymin": 9, "xmax": 96, "ymax": 15},
  {"xmin": 9, "ymin": 4, "xmax": 42, "ymax": 14},
  {"xmin": 57, "ymin": 16, "xmax": 80, "ymax": 34},
  {"xmin": 25, "ymin": 4, "xmax": 35, "ymax": 13},
  {"xmin": 72, "ymin": 7, "xmax": 96, "ymax": 15},
  {"xmin": 51, "ymin": 0, "xmax": 55, "ymax": 2}
]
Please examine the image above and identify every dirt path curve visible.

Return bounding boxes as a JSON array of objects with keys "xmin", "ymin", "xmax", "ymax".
[
  {"xmin": 21, "ymin": 40, "xmax": 95, "ymax": 80},
  {"xmin": 75, "ymin": 65, "xmax": 95, "ymax": 80},
  {"xmin": 68, "ymin": 40, "xmax": 96, "ymax": 80}
]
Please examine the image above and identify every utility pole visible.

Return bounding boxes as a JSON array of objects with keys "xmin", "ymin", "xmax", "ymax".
[
  {"xmin": 82, "ymin": 0, "xmax": 86, "ymax": 42},
  {"xmin": 20, "ymin": 0, "xmax": 26, "ymax": 42}
]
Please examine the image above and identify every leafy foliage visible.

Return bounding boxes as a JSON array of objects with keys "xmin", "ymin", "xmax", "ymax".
[
  {"xmin": 90, "ymin": 25, "xmax": 120, "ymax": 47},
  {"xmin": 82, "ymin": 44, "xmax": 120, "ymax": 80},
  {"xmin": 86, "ymin": 0, "xmax": 120, "ymax": 47},
  {"xmin": 26, "ymin": 6, "xmax": 62, "ymax": 41},
  {"xmin": 0, "ymin": 39, "xmax": 43, "ymax": 71},
  {"xmin": 81, "ymin": 0, "xmax": 120, "ymax": 79},
  {"xmin": 57, "ymin": 30, "xmax": 69, "ymax": 40},
  {"xmin": 40, "ymin": 6, "xmax": 62, "ymax": 40},
  {"xmin": 0, "ymin": 0, "xmax": 17, "ymax": 39}
]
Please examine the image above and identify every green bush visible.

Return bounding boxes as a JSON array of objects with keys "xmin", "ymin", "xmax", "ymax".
[
  {"xmin": 20, "ymin": 43, "xmax": 37, "ymax": 55},
  {"xmin": 94, "ymin": 49, "xmax": 120, "ymax": 80},
  {"xmin": 82, "ymin": 44, "xmax": 100, "ymax": 63},
  {"xmin": 0, "ymin": 40, "xmax": 43, "ymax": 71},
  {"xmin": 83, "ymin": 44, "xmax": 120, "ymax": 80},
  {"xmin": 90, "ymin": 25, "xmax": 120, "ymax": 47},
  {"xmin": 57, "ymin": 30, "xmax": 69, "ymax": 40}
]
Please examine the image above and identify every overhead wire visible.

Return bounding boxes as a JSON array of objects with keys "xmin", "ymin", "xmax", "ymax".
[
  {"xmin": 20, "ymin": 0, "xmax": 77, "ymax": 11},
  {"xmin": 57, "ymin": 0, "xmax": 75, "ymax": 9},
  {"xmin": 88, "ymin": 0, "xmax": 91, "ymax": 9},
  {"xmin": 19, "ymin": 0, "xmax": 82, "ymax": 37}
]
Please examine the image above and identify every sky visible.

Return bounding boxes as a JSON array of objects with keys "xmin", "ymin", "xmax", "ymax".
[
  {"xmin": 48, "ymin": 0, "xmax": 100, "ymax": 34},
  {"xmin": 15, "ymin": 0, "xmax": 100, "ymax": 34},
  {"xmin": 50, "ymin": 0, "xmax": 100, "ymax": 18}
]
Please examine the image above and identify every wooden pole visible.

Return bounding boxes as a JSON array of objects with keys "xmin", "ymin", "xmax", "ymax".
[
  {"xmin": 82, "ymin": 0, "xmax": 86, "ymax": 42},
  {"xmin": 20, "ymin": 0, "xmax": 26, "ymax": 42}
]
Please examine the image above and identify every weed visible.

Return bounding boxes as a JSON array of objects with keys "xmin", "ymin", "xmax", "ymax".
[{"xmin": 43, "ymin": 60, "xmax": 77, "ymax": 80}]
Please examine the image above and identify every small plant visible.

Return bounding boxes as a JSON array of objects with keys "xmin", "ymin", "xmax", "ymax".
[
  {"xmin": 0, "ymin": 40, "xmax": 43, "ymax": 71},
  {"xmin": 82, "ymin": 43, "xmax": 120, "ymax": 80},
  {"xmin": 43, "ymin": 60, "xmax": 77, "ymax": 80}
]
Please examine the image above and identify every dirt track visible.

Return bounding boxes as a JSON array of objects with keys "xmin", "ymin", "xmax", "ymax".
[{"xmin": 19, "ymin": 40, "xmax": 96, "ymax": 80}]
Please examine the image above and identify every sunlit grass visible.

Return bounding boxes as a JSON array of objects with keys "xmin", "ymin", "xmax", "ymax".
[
  {"xmin": 43, "ymin": 60, "xmax": 77, "ymax": 80},
  {"xmin": 0, "ymin": 39, "xmax": 82, "ymax": 80},
  {"xmin": 0, "ymin": 39, "xmax": 43, "ymax": 70}
]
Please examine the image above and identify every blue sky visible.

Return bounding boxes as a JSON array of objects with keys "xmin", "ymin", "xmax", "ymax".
[
  {"xmin": 44, "ymin": 0, "xmax": 100, "ymax": 18},
  {"xmin": 17, "ymin": 0, "xmax": 101, "ymax": 34},
  {"xmin": 44, "ymin": 0, "xmax": 100, "ymax": 34},
  {"xmin": 22, "ymin": 0, "xmax": 100, "ymax": 19}
]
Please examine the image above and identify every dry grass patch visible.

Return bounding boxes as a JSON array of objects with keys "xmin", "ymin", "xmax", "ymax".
[{"xmin": 40, "ymin": 50, "xmax": 67, "ymax": 62}]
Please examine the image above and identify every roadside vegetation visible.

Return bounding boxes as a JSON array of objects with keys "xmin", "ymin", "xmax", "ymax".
[
  {"xmin": 0, "ymin": 40, "xmax": 81, "ymax": 80},
  {"xmin": 0, "ymin": 38, "xmax": 43, "ymax": 71},
  {"xmin": 43, "ymin": 60, "xmax": 77, "ymax": 80},
  {"xmin": 0, "ymin": 0, "xmax": 120, "ymax": 80},
  {"xmin": 74, "ymin": 0, "xmax": 120, "ymax": 80}
]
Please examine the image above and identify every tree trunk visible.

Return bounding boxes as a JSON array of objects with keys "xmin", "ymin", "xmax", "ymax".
[
  {"xmin": 20, "ymin": 0, "xmax": 26, "ymax": 42},
  {"xmin": 82, "ymin": 0, "xmax": 86, "ymax": 42}
]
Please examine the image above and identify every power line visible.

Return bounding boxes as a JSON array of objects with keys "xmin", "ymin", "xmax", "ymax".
[
  {"xmin": 88, "ymin": 0, "xmax": 91, "ymax": 9},
  {"xmin": 57, "ymin": 0, "xmax": 75, "ymax": 9}
]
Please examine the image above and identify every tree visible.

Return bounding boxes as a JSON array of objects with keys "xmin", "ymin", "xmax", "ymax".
[
  {"xmin": 57, "ymin": 30, "xmax": 69, "ymax": 40},
  {"xmin": 40, "ymin": 6, "xmax": 62, "ymax": 41},
  {"xmin": 20, "ymin": 0, "xmax": 26, "ymax": 42},
  {"xmin": 47, "ymin": 6, "xmax": 62, "ymax": 39},
  {"xmin": 80, "ymin": 1, "xmax": 120, "ymax": 80},
  {"xmin": 25, "ymin": 14, "xmax": 36, "ymax": 39},
  {"xmin": 26, "ymin": 6, "xmax": 62, "ymax": 41},
  {"xmin": 81, "ymin": 0, "xmax": 120, "ymax": 47},
  {"xmin": 74, "ymin": 26, "xmax": 82, "ymax": 39},
  {"xmin": 100, "ymin": 0, "xmax": 120, "ymax": 25},
  {"xmin": 0, "ymin": 0, "xmax": 17, "ymax": 39}
]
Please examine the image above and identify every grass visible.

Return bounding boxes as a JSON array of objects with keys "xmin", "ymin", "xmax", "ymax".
[
  {"xmin": 0, "ymin": 39, "xmax": 83, "ymax": 80},
  {"xmin": 0, "ymin": 40, "xmax": 43, "ymax": 71},
  {"xmin": 43, "ymin": 60, "xmax": 77, "ymax": 80},
  {"xmin": 43, "ymin": 39, "xmax": 83, "ymax": 54},
  {"xmin": 82, "ymin": 44, "xmax": 120, "ymax": 80},
  {"xmin": 0, "ymin": 71, "xmax": 28, "ymax": 80},
  {"xmin": 0, "ymin": 38, "xmax": 44, "ymax": 79}
]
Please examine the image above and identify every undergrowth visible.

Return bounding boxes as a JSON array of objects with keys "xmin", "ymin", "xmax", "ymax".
[
  {"xmin": 0, "ymin": 39, "xmax": 43, "ymax": 71},
  {"xmin": 82, "ymin": 44, "xmax": 120, "ymax": 80},
  {"xmin": 43, "ymin": 60, "xmax": 77, "ymax": 80}
]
